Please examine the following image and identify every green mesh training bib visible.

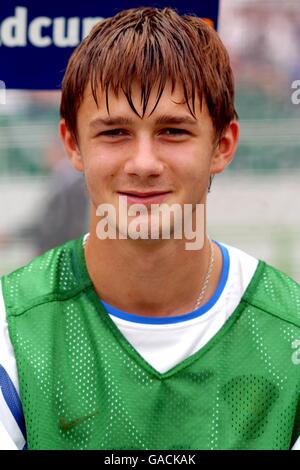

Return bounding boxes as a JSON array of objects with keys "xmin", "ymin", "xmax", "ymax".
[{"xmin": 2, "ymin": 236, "xmax": 300, "ymax": 450}]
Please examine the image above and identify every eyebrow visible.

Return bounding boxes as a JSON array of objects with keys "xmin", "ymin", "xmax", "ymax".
[{"xmin": 89, "ymin": 114, "xmax": 198, "ymax": 131}]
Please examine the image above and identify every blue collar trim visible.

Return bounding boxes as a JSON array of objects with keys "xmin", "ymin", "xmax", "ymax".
[{"xmin": 100, "ymin": 241, "xmax": 230, "ymax": 325}]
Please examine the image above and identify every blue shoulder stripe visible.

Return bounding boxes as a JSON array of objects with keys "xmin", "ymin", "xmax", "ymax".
[{"xmin": 0, "ymin": 364, "xmax": 26, "ymax": 440}]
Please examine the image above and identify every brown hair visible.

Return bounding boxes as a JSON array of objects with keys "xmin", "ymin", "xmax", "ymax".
[{"xmin": 60, "ymin": 7, "xmax": 238, "ymax": 142}]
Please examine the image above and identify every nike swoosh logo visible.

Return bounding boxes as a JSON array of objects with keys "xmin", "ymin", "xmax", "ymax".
[{"xmin": 59, "ymin": 410, "xmax": 99, "ymax": 430}]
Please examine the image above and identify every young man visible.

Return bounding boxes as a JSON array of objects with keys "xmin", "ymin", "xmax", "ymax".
[{"xmin": 0, "ymin": 7, "xmax": 299, "ymax": 450}]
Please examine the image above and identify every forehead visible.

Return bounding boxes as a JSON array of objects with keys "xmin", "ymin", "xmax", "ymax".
[{"xmin": 78, "ymin": 80, "xmax": 210, "ymax": 125}]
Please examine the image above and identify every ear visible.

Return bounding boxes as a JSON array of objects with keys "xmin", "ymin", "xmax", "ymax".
[
  {"xmin": 209, "ymin": 121, "xmax": 239, "ymax": 175},
  {"xmin": 59, "ymin": 119, "xmax": 84, "ymax": 172}
]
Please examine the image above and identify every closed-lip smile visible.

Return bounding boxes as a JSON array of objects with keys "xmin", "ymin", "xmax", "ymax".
[
  {"xmin": 117, "ymin": 190, "xmax": 171, "ymax": 203},
  {"xmin": 118, "ymin": 190, "xmax": 171, "ymax": 197}
]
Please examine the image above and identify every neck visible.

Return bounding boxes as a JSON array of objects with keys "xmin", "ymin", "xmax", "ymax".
[{"xmin": 84, "ymin": 219, "xmax": 223, "ymax": 318}]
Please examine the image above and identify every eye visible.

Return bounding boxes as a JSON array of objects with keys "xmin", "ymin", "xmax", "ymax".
[
  {"xmin": 161, "ymin": 128, "xmax": 189, "ymax": 136},
  {"xmin": 97, "ymin": 129, "xmax": 128, "ymax": 138}
]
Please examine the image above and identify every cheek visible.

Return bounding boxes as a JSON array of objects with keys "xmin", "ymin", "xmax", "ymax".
[
  {"xmin": 85, "ymin": 145, "xmax": 121, "ymax": 177},
  {"xmin": 170, "ymin": 148, "xmax": 211, "ymax": 202},
  {"xmin": 171, "ymin": 149, "xmax": 210, "ymax": 184},
  {"xmin": 82, "ymin": 150, "xmax": 118, "ymax": 202}
]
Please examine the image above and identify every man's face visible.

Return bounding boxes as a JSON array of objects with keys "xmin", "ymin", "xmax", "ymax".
[{"xmin": 61, "ymin": 81, "xmax": 237, "ymax": 238}]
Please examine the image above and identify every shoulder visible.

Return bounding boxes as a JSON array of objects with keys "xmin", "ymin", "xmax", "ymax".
[
  {"xmin": 1, "ymin": 235, "xmax": 90, "ymax": 318},
  {"xmin": 243, "ymin": 260, "xmax": 300, "ymax": 329},
  {"xmin": 218, "ymin": 242, "xmax": 300, "ymax": 329},
  {"xmin": 0, "ymin": 279, "xmax": 26, "ymax": 450}
]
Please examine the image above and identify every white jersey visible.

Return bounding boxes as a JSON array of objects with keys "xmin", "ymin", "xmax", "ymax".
[{"xmin": 0, "ymin": 241, "xmax": 299, "ymax": 450}]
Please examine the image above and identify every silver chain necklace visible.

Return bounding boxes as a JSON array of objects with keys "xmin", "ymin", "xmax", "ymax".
[
  {"xmin": 193, "ymin": 238, "xmax": 215, "ymax": 310},
  {"xmin": 83, "ymin": 233, "xmax": 214, "ymax": 311}
]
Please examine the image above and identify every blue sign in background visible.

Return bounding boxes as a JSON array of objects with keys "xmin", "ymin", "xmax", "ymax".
[{"xmin": 0, "ymin": 1, "xmax": 219, "ymax": 90}]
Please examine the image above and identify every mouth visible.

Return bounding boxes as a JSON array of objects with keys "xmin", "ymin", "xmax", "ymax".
[{"xmin": 117, "ymin": 190, "xmax": 172, "ymax": 204}]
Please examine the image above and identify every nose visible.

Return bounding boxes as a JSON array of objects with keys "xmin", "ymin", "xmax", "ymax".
[{"xmin": 123, "ymin": 136, "xmax": 164, "ymax": 178}]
